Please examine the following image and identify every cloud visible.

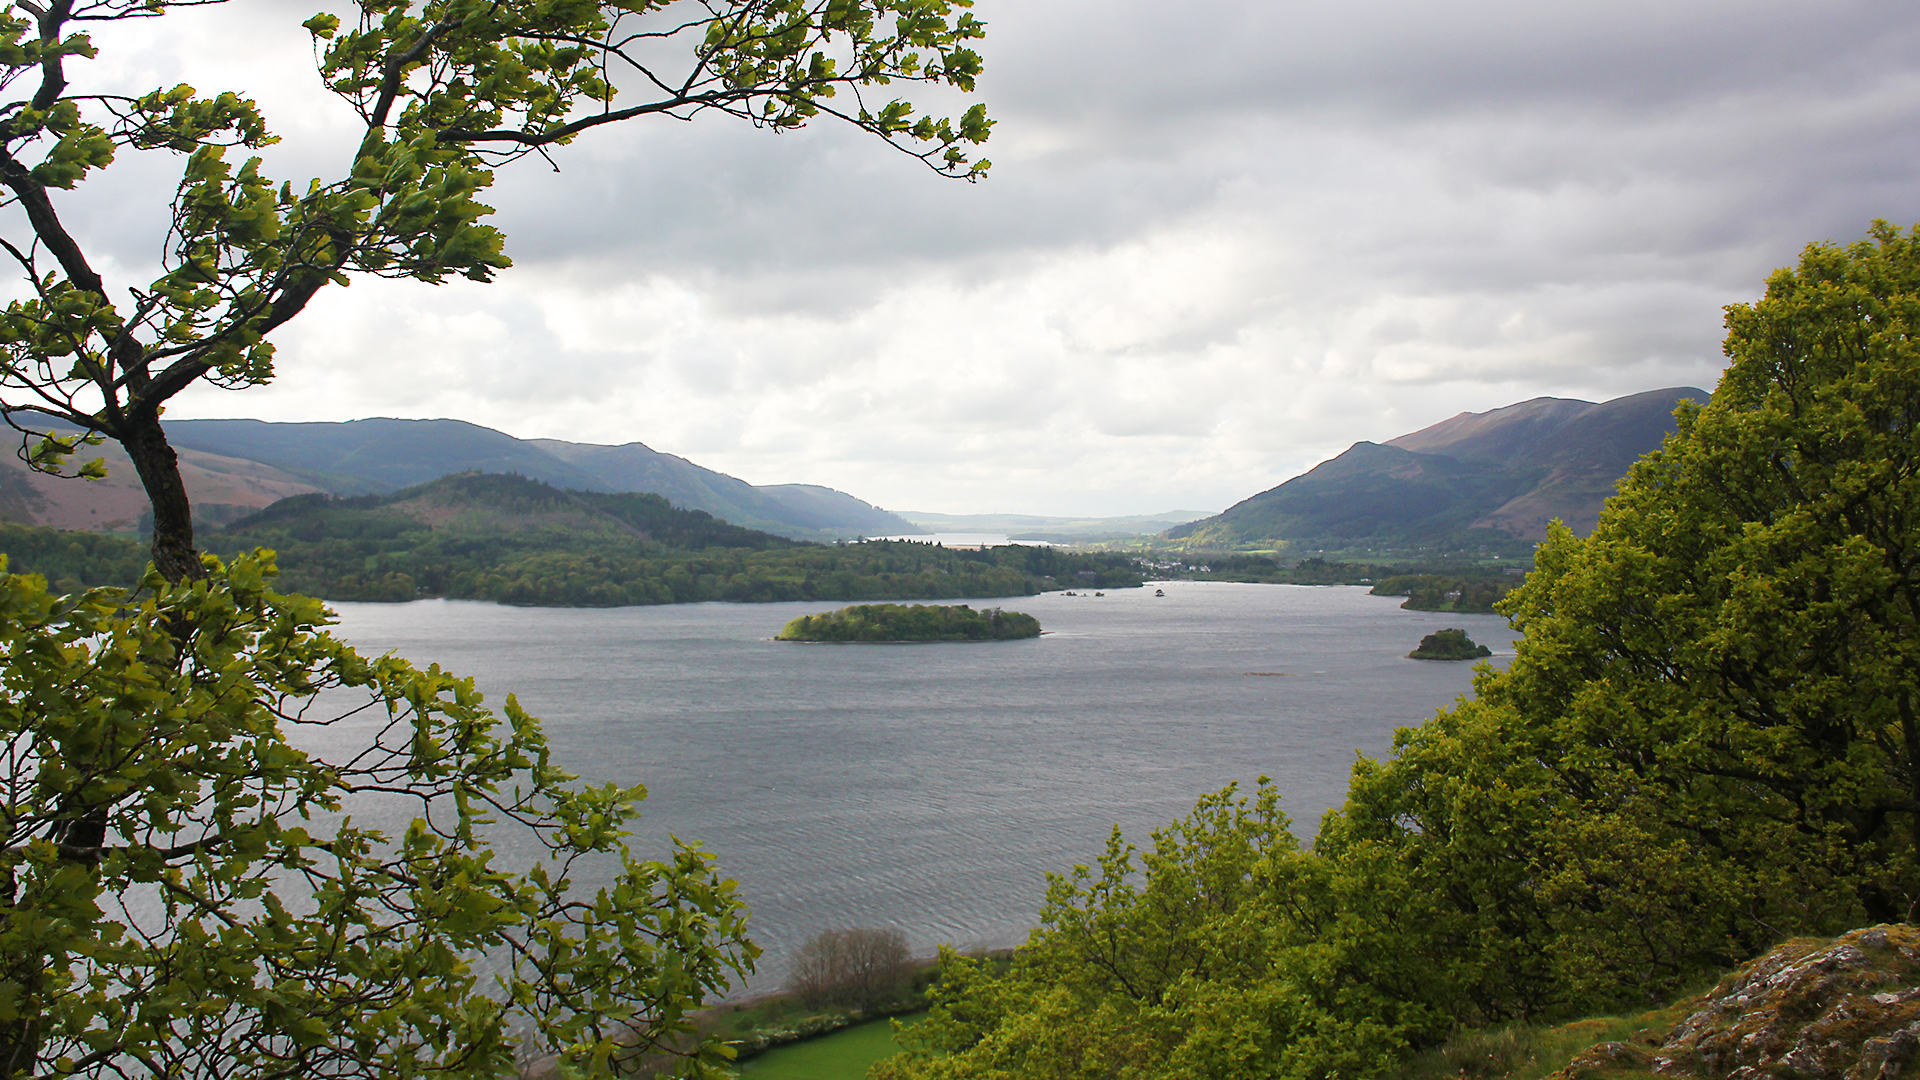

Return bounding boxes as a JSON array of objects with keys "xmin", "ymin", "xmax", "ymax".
[{"xmin": 30, "ymin": 0, "xmax": 1920, "ymax": 515}]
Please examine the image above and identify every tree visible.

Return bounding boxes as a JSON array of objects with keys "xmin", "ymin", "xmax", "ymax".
[
  {"xmin": 0, "ymin": 0, "xmax": 990, "ymax": 581},
  {"xmin": 1326, "ymin": 220, "xmax": 1920, "ymax": 1013},
  {"xmin": 0, "ymin": 1, "xmax": 990, "ymax": 1076},
  {"xmin": 875, "ymin": 783, "xmax": 1428, "ymax": 1080},
  {"xmin": 0, "ymin": 552, "xmax": 758, "ymax": 1077},
  {"xmin": 787, "ymin": 927, "xmax": 911, "ymax": 1012}
]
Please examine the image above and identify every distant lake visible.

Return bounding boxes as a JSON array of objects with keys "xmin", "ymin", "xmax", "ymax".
[
  {"xmin": 866, "ymin": 531, "xmax": 1052, "ymax": 546},
  {"xmin": 324, "ymin": 582, "xmax": 1516, "ymax": 994}
]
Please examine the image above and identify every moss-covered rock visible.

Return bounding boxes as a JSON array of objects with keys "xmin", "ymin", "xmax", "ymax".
[
  {"xmin": 1650, "ymin": 924, "xmax": 1920, "ymax": 1080},
  {"xmin": 1546, "ymin": 924, "xmax": 1920, "ymax": 1080}
]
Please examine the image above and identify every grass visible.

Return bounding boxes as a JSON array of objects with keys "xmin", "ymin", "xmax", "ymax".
[
  {"xmin": 700, "ymin": 994, "xmax": 830, "ymax": 1042},
  {"xmin": 1387, "ymin": 993, "xmax": 1701, "ymax": 1080},
  {"xmin": 736, "ymin": 1014, "xmax": 924, "ymax": 1080}
]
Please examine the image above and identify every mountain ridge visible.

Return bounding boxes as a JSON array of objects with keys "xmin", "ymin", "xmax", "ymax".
[
  {"xmin": 0, "ymin": 417, "xmax": 913, "ymax": 542},
  {"xmin": 1168, "ymin": 386, "xmax": 1710, "ymax": 549}
]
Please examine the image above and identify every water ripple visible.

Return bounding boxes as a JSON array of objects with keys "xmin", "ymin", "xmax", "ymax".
[{"xmin": 323, "ymin": 581, "xmax": 1516, "ymax": 994}]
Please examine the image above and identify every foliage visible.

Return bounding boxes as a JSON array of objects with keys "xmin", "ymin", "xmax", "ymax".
[
  {"xmin": 787, "ymin": 928, "xmax": 912, "ymax": 1012},
  {"xmin": 1327, "ymin": 222, "xmax": 1920, "ymax": 1019},
  {"xmin": 1406, "ymin": 628, "xmax": 1490, "ymax": 661},
  {"xmin": 874, "ymin": 782, "xmax": 1432, "ymax": 1080},
  {"xmin": 775, "ymin": 603, "xmax": 1039, "ymax": 642},
  {"xmin": 0, "ymin": 521, "xmax": 146, "ymax": 592},
  {"xmin": 0, "ymin": 552, "xmax": 756, "ymax": 1076}
]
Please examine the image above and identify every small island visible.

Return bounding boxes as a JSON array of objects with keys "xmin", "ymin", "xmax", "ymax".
[
  {"xmin": 777, "ymin": 603, "xmax": 1042, "ymax": 643},
  {"xmin": 1408, "ymin": 628, "xmax": 1492, "ymax": 661}
]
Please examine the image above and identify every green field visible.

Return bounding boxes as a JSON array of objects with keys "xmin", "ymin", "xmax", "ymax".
[{"xmin": 737, "ymin": 1015, "xmax": 923, "ymax": 1079}]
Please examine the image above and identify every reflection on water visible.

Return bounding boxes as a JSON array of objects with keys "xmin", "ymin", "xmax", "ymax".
[{"xmin": 322, "ymin": 582, "xmax": 1516, "ymax": 992}]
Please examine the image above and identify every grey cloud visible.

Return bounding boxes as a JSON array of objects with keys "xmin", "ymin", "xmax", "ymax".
[{"xmin": 45, "ymin": 0, "xmax": 1920, "ymax": 515}]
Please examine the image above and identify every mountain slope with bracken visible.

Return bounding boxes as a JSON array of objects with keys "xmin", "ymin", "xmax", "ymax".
[
  {"xmin": 1166, "ymin": 386, "xmax": 1709, "ymax": 549},
  {"xmin": 0, "ymin": 417, "xmax": 913, "ymax": 541}
]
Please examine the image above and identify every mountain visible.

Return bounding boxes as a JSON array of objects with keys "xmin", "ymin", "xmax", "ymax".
[
  {"xmin": 526, "ymin": 439, "xmax": 912, "ymax": 538},
  {"xmin": 1167, "ymin": 386, "xmax": 1710, "ymax": 549},
  {"xmin": 0, "ymin": 434, "xmax": 323, "ymax": 533},
  {"xmin": 164, "ymin": 418, "xmax": 607, "ymax": 495},
  {"xmin": 1, "ymin": 417, "xmax": 913, "ymax": 542}
]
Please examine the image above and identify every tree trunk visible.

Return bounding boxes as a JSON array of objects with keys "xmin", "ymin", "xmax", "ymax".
[{"xmin": 117, "ymin": 410, "xmax": 204, "ymax": 583}]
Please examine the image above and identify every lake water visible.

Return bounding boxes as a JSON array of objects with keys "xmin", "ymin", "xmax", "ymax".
[
  {"xmin": 866, "ymin": 532, "xmax": 1049, "ymax": 546},
  {"xmin": 323, "ymin": 582, "xmax": 1517, "ymax": 994}
]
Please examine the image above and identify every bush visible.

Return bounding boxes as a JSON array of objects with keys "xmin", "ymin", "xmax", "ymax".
[{"xmin": 789, "ymin": 928, "xmax": 913, "ymax": 1012}]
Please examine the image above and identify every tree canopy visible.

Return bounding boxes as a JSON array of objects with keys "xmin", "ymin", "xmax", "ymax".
[
  {"xmin": 0, "ymin": 553, "xmax": 758, "ymax": 1077},
  {"xmin": 877, "ymin": 223, "xmax": 1920, "ymax": 1078}
]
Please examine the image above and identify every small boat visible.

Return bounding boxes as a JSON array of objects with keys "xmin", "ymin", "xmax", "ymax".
[
  {"xmin": 1154, "ymin": 588, "xmax": 1165, "ymax": 597},
  {"xmin": 1094, "ymin": 591, "xmax": 1105, "ymax": 597}
]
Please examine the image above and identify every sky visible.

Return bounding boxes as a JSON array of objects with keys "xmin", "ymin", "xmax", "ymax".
[{"xmin": 37, "ymin": 0, "xmax": 1920, "ymax": 516}]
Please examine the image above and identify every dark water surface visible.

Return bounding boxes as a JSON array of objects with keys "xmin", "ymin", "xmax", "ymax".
[{"xmin": 325, "ymin": 581, "xmax": 1517, "ymax": 992}]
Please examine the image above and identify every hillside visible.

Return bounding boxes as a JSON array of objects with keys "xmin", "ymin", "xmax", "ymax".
[
  {"xmin": 209, "ymin": 474, "xmax": 1143, "ymax": 606},
  {"xmin": 1, "ymin": 417, "xmax": 914, "ymax": 542},
  {"xmin": 165, "ymin": 418, "xmax": 604, "ymax": 495},
  {"xmin": 0, "ymin": 434, "xmax": 322, "ymax": 533},
  {"xmin": 528, "ymin": 437, "xmax": 911, "ymax": 538},
  {"xmin": 1167, "ymin": 386, "xmax": 1708, "ymax": 550}
]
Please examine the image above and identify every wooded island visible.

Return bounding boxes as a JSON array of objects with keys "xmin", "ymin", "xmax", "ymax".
[
  {"xmin": 1407, "ymin": 628, "xmax": 1492, "ymax": 660},
  {"xmin": 777, "ymin": 604, "xmax": 1042, "ymax": 642}
]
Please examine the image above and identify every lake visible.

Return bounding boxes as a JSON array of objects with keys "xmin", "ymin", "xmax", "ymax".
[{"xmin": 323, "ymin": 581, "xmax": 1517, "ymax": 994}]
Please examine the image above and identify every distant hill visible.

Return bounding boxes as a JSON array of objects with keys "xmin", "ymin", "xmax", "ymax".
[
  {"xmin": 1167, "ymin": 387, "xmax": 1710, "ymax": 550},
  {"xmin": 206, "ymin": 473, "xmax": 1143, "ymax": 606},
  {"xmin": 0, "ymin": 431, "xmax": 324, "ymax": 533},
  {"xmin": 165, "ymin": 418, "xmax": 605, "ymax": 495},
  {"xmin": 0, "ymin": 417, "xmax": 913, "ymax": 542},
  {"xmin": 527, "ymin": 438, "xmax": 912, "ymax": 538},
  {"xmin": 895, "ymin": 510, "xmax": 1215, "ymax": 543}
]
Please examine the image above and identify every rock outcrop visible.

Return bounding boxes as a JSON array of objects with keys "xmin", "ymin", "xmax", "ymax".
[{"xmin": 1557, "ymin": 925, "xmax": 1920, "ymax": 1080}]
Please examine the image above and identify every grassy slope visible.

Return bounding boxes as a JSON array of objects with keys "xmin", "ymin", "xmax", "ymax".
[
  {"xmin": 1390, "ymin": 1002, "xmax": 1695, "ymax": 1080},
  {"xmin": 737, "ymin": 1016, "xmax": 924, "ymax": 1080}
]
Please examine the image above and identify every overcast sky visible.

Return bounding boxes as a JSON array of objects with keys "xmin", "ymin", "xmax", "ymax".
[{"xmin": 49, "ymin": 0, "xmax": 1920, "ymax": 515}]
